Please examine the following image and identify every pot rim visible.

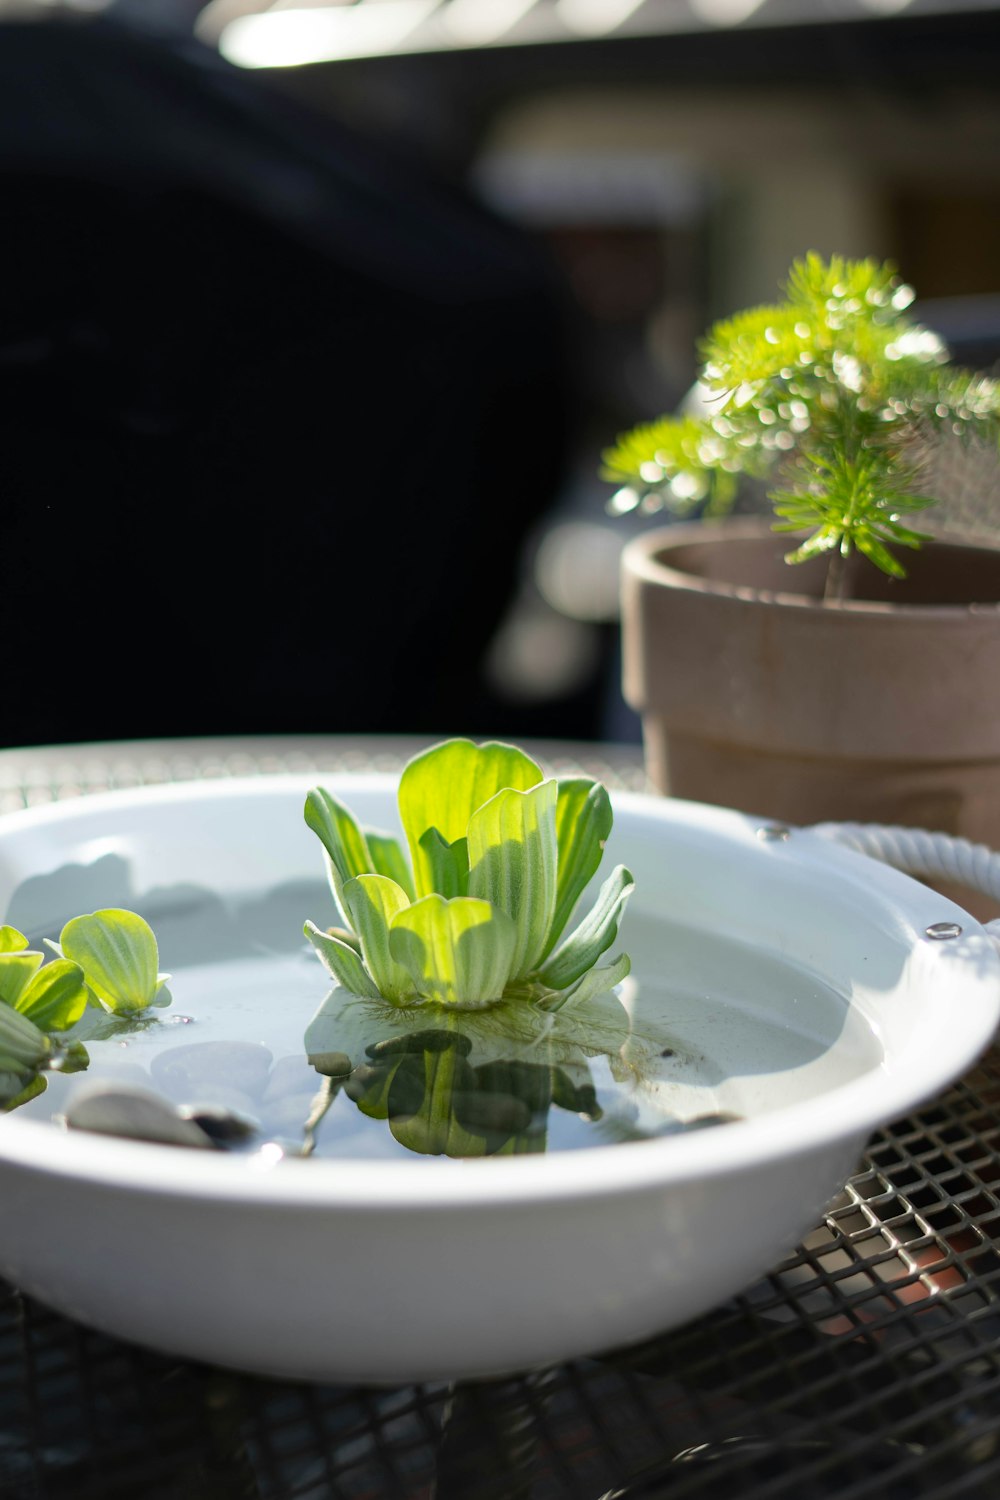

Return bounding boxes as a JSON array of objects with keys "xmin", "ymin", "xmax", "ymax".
[{"xmin": 622, "ymin": 520, "xmax": 1000, "ymax": 619}]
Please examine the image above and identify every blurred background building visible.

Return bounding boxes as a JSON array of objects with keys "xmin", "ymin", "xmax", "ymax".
[{"xmin": 3, "ymin": 0, "xmax": 999, "ymax": 746}]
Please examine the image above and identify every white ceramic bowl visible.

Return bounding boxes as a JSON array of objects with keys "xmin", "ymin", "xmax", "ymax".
[{"xmin": 0, "ymin": 776, "xmax": 996, "ymax": 1384}]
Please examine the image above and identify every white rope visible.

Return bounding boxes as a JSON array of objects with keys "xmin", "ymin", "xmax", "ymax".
[{"xmin": 810, "ymin": 822, "xmax": 1000, "ymax": 905}]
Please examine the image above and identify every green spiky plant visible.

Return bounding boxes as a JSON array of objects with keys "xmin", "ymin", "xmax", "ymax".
[
  {"xmin": 303, "ymin": 738, "xmax": 633, "ymax": 1012},
  {"xmin": 602, "ymin": 253, "xmax": 1000, "ymax": 601}
]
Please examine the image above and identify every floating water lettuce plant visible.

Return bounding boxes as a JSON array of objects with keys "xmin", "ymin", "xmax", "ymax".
[
  {"xmin": 0, "ymin": 924, "xmax": 91, "ymax": 1105},
  {"xmin": 303, "ymin": 739, "xmax": 634, "ymax": 1011},
  {"xmin": 49, "ymin": 908, "xmax": 171, "ymax": 1016},
  {"xmin": 0, "ymin": 924, "xmax": 90, "ymax": 1030},
  {"xmin": 0, "ymin": 910, "xmax": 169, "ymax": 1108}
]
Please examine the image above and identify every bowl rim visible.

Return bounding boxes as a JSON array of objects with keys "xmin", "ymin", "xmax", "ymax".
[{"xmin": 0, "ymin": 773, "xmax": 996, "ymax": 1210}]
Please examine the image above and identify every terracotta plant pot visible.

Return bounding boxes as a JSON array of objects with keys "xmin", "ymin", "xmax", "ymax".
[{"xmin": 621, "ymin": 519, "xmax": 1000, "ymax": 853}]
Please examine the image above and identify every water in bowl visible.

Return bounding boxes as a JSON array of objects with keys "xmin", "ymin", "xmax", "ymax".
[{"xmin": 9, "ymin": 898, "xmax": 883, "ymax": 1161}]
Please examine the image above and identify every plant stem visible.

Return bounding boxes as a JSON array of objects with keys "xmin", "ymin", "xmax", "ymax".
[
  {"xmin": 300, "ymin": 1075, "xmax": 342, "ymax": 1156},
  {"xmin": 824, "ymin": 548, "xmax": 849, "ymax": 604}
]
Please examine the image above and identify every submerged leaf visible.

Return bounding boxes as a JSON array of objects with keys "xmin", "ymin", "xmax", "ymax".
[
  {"xmin": 305, "ymin": 988, "xmax": 409, "ymax": 1076},
  {"xmin": 467, "ymin": 780, "xmax": 558, "ymax": 980},
  {"xmin": 304, "ymin": 920, "xmax": 381, "ymax": 999},
  {"xmin": 383, "ymin": 1040, "xmax": 489, "ymax": 1157},
  {"xmin": 305, "ymin": 983, "xmax": 639, "ymax": 1092},
  {"xmin": 398, "ymin": 739, "xmax": 543, "ymax": 897},
  {"xmin": 59, "ymin": 909, "xmax": 167, "ymax": 1014},
  {"xmin": 389, "ymin": 895, "xmax": 517, "ymax": 1008},
  {"xmin": 300, "ymin": 982, "xmax": 646, "ymax": 1158},
  {"xmin": 335, "ymin": 1027, "xmax": 482, "ymax": 1152},
  {"xmin": 65, "ymin": 1009, "xmax": 156, "ymax": 1044},
  {"xmin": 301, "ymin": 1074, "xmax": 345, "ymax": 1155}
]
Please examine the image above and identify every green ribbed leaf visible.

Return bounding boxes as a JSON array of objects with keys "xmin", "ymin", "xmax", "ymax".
[
  {"xmin": 0, "ymin": 951, "xmax": 44, "ymax": 1008},
  {"xmin": 342, "ymin": 875, "xmax": 414, "ymax": 1004},
  {"xmin": 0, "ymin": 1002, "xmax": 49, "ymax": 1071},
  {"xmin": 544, "ymin": 778, "xmax": 614, "ymax": 959},
  {"xmin": 303, "ymin": 920, "xmax": 381, "ymax": 999},
  {"xmin": 16, "ymin": 959, "xmax": 89, "ymax": 1031},
  {"xmin": 365, "ymin": 830, "xmax": 415, "ymax": 901},
  {"xmin": 0, "ymin": 926, "xmax": 29, "ymax": 955},
  {"xmin": 304, "ymin": 788, "xmax": 374, "ymax": 922},
  {"xmin": 543, "ymin": 952, "xmax": 631, "ymax": 1012},
  {"xmin": 467, "ymin": 780, "xmax": 558, "ymax": 979},
  {"xmin": 59, "ymin": 910, "xmax": 167, "ymax": 1014},
  {"xmin": 418, "ymin": 828, "xmax": 469, "ymax": 898},
  {"xmin": 2, "ymin": 1072, "xmax": 47, "ymax": 1111},
  {"xmin": 399, "ymin": 739, "xmax": 543, "ymax": 897},
  {"xmin": 389, "ymin": 896, "xmax": 517, "ymax": 1008},
  {"xmin": 534, "ymin": 865, "xmax": 634, "ymax": 992},
  {"xmin": 57, "ymin": 1041, "xmax": 90, "ymax": 1074}
]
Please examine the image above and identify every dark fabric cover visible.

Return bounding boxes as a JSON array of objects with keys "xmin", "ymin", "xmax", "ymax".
[{"xmin": 0, "ymin": 18, "xmax": 571, "ymax": 746}]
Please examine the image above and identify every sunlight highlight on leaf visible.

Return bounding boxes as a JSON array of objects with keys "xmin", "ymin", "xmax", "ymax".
[
  {"xmin": 14, "ymin": 959, "xmax": 89, "ymax": 1031},
  {"xmin": 544, "ymin": 778, "xmax": 614, "ymax": 960},
  {"xmin": 342, "ymin": 875, "xmax": 415, "ymax": 1004},
  {"xmin": 390, "ymin": 895, "xmax": 517, "ymax": 1008},
  {"xmin": 467, "ymin": 780, "xmax": 558, "ymax": 980},
  {"xmin": 59, "ymin": 909, "xmax": 166, "ymax": 1014},
  {"xmin": 399, "ymin": 739, "xmax": 542, "ymax": 897}
]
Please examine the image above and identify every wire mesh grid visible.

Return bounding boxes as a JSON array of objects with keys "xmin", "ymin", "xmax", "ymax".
[{"xmin": 1, "ymin": 737, "xmax": 999, "ymax": 1500}]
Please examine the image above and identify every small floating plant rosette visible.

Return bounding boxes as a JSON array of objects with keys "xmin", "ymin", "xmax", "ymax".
[
  {"xmin": 0, "ymin": 910, "xmax": 171, "ymax": 1110},
  {"xmin": 302, "ymin": 738, "xmax": 634, "ymax": 1013}
]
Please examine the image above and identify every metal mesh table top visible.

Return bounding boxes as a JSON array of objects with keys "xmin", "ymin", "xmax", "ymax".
[{"xmin": 2, "ymin": 735, "xmax": 999, "ymax": 1500}]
